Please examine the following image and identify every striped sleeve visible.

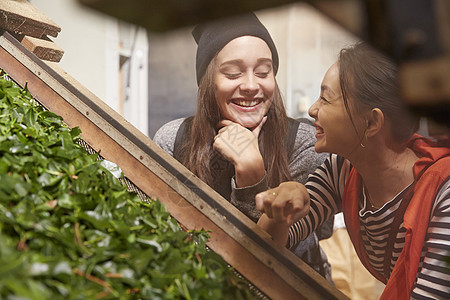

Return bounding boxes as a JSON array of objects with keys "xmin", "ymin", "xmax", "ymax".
[
  {"xmin": 411, "ymin": 177, "xmax": 450, "ymax": 300},
  {"xmin": 288, "ymin": 154, "xmax": 351, "ymax": 248}
]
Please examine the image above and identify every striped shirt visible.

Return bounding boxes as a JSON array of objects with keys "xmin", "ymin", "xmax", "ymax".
[{"xmin": 288, "ymin": 154, "xmax": 450, "ymax": 299}]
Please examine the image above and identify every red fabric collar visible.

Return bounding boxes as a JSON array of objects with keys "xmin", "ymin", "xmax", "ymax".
[
  {"xmin": 408, "ymin": 133, "xmax": 450, "ymax": 177},
  {"xmin": 342, "ymin": 134, "xmax": 450, "ymax": 299}
]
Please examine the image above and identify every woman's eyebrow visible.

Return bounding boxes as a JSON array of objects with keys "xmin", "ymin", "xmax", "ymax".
[
  {"xmin": 219, "ymin": 57, "xmax": 272, "ymax": 68},
  {"xmin": 321, "ymin": 84, "xmax": 333, "ymax": 95},
  {"xmin": 219, "ymin": 59, "xmax": 243, "ymax": 68},
  {"xmin": 321, "ymin": 85, "xmax": 343, "ymax": 100},
  {"xmin": 256, "ymin": 58, "xmax": 272, "ymax": 65}
]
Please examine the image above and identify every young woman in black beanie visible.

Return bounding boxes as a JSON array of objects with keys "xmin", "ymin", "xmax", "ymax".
[{"xmin": 153, "ymin": 12, "xmax": 333, "ymax": 280}]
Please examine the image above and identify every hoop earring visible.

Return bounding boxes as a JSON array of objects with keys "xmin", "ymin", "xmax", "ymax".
[{"xmin": 359, "ymin": 128, "xmax": 368, "ymax": 148}]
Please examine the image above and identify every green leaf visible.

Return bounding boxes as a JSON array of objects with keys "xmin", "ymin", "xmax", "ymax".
[
  {"xmin": 78, "ymin": 211, "xmax": 110, "ymax": 230},
  {"xmin": 135, "ymin": 236, "xmax": 163, "ymax": 252}
]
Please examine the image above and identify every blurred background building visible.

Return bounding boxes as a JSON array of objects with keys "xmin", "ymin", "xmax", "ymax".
[{"xmin": 30, "ymin": 0, "xmax": 357, "ymax": 138}]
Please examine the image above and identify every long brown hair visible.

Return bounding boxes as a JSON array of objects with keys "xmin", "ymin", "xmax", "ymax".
[
  {"xmin": 177, "ymin": 56, "xmax": 292, "ymax": 188},
  {"xmin": 338, "ymin": 42, "xmax": 419, "ymax": 143}
]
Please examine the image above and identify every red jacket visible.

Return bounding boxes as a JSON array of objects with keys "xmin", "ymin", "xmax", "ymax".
[{"xmin": 342, "ymin": 134, "xmax": 450, "ymax": 299}]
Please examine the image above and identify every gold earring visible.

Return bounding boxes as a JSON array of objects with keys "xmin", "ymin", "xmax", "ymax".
[{"xmin": 360, "ymin": 128, "xmax": 367, "ymax": 148}]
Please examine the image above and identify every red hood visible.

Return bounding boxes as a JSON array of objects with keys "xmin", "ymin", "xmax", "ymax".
[{"xmin": 408, "ymin": 134, "xmax": 450, "ymax": 178}]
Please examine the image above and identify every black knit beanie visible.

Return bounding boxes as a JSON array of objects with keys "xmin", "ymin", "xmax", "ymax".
[{"xmin": 192, "ymin": 12, "xmax": 279, "ymax": 85}]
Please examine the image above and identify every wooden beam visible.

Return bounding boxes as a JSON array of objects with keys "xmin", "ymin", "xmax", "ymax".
[
  {"xmin": 0, "ymin": 31, "xmax": 348, "ymax": 300},
  {"xmin": 0, "ymin": 0, "xmax": 61, "ymax": 38},
  {"xmin": 19, "ymin": 35, "xmax": 64, "ymax": 62}
]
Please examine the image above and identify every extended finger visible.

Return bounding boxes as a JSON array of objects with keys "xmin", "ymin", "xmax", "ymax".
[{"xmin": 252, "ymin": 116, "xmax": 267, "ymax": 137}]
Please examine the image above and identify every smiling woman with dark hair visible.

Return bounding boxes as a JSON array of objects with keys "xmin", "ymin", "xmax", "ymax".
[
  {"xmin": 256, "ymin": 42, "xmax": 450, "ymax": 299},
  {"xmin": 153, "ymin": 12, "xmax": 333, "ymax": 280}
]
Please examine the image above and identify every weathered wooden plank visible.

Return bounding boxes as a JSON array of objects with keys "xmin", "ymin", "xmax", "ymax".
[
  {"xmin": 0, "ymin": 30, "xmax": 348, "ymax": 300},
  {"xmin": 19, "ymin": 35, "xmax": 64, "ymax": 62},
  {"xmin": 0, "ymin": 0, "xmax": 61, "ymax": 38}
]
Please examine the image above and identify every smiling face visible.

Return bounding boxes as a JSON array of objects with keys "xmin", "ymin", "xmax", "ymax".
[
  {"xmin": 308, "ymin": 62, "xmax": 364, "ymax": 157},
  {"xmin": 214, "ymin": 36, "xmax": 275, "ymax": 129}
]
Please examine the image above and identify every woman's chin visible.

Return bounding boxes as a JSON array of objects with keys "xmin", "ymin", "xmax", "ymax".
[
  {"xmin": 241, "ymin": 122, "xmax": 260, "ymax": 129},
  {"xmin": 225, "ymin": 118, "xmax": 250, "ymax": 128},
  {"xmin": 232, "ymin": 115, "xmax": 264, "ymax": 129},
  {"xmin": 314, "ymin": 143, "xmax": 327, "ymax": 153}
]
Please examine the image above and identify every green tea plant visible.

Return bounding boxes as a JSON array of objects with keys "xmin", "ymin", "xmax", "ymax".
[{"xmin": 0, "ymin": 72, "xmax": 256, "ymax": 299}]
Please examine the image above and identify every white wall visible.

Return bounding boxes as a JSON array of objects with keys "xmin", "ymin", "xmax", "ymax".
[
  {"xmin": 258, "ymin": 3, "xmax": 358, "ymax": 118},
  {"xmin": 30, "ymin": 0, "xmax": 117, "ymax": 108},
  {"xmin": 29, "ymin": 0, "xmax": 149, "ymax": 135}
]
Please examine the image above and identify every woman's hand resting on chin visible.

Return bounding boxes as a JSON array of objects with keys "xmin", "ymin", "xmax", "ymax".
[{"xmin": 213, "ymin": 117, "xmax": 267, "ymax": 187}]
